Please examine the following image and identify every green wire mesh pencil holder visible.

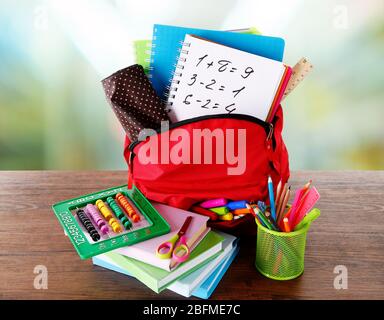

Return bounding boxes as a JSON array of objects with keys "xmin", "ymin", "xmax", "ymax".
[{"xmin": 255, "ymin": 208, "xmax": 319, "ymax": 281}]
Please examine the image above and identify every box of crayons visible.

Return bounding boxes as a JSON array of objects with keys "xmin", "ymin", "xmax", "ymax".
[{"xmin": 52, "ymin": 185, "xmax": 170, "ymax": 259}]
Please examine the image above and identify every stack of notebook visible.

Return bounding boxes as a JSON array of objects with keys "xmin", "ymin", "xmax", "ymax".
[{"xmin": 93, "ymin": 203, "xmax": 239, "ymax": 298}]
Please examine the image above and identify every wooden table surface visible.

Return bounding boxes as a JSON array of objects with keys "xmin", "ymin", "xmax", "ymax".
[{"xmin": 0, "ymin": 170, "xmax": 383, "ymax": 300}]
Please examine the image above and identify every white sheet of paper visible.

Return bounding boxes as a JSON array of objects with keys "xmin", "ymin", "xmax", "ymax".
[{"xmin": 167, "ymin": 34, "xmax": 285, "ymax": 122}]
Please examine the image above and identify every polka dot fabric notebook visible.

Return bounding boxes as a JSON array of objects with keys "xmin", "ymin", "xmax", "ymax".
[{"xmin": 102, "ymin": 64, "xmax": 170, "ymax": 142}]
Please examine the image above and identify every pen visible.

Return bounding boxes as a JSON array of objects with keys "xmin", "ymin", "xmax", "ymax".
[{"xmin": 268, "ymin": 176, "xmax": 277, "ymax": 222}]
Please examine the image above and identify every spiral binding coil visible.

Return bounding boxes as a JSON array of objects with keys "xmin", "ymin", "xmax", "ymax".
[{"xmin": 164, "ymin": 41, "xmax": 191, "ymax": 112}]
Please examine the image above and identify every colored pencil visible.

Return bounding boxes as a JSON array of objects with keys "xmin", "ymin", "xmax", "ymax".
[
  {"xmin": 288, "ymin": 180, "xmax": 312, "ymax": 228},
  {"xmin": 268, "ymin": 176, "xmax": 277, "ymax": 222},
  {"xmin": 283, "ymin": 217, "xmax": 291, "ymax": 232},
  {"xmin": 275, "ymin": 180, "xmax": 283, "ymax": 211},
  {"xmin": 265, "ymin": 211, "xmax": 280, "ymax": 231},
  {"xmin": 278, "ymin": 186, "xmax": 291, "ymax": 223},
  {"xmin": 275, "ymin": 184, "xmax": 286, "ymax": 222},
  {"xmin": 254, "ymin": 207, "xmax": 275, "ymax": 231},
  {"xmin": 245, "ymin": 203, "xmax": 257, "ymax": 218}
]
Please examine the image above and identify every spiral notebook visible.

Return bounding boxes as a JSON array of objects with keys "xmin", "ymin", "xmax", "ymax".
[
  {"xmin": 167, "ymin": 34, "xmax": 291, "ymax": 122},
  {"xmin": 149, "ymin": 24, "xmax": 285, "ymax": 100},
  {"xmin": 133, "ymin": 28, "xmax": 260, "ymax": 75}
]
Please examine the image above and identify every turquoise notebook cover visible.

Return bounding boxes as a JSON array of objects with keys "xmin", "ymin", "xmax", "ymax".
[{"xmin": 150, "ymin": 24, "xmax": 285, "ymax": 99}]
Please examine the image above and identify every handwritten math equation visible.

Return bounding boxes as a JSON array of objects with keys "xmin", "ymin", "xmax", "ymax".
[{"xmin": 180, "ymin": 54, "xmax": 255, "ymax": 114}]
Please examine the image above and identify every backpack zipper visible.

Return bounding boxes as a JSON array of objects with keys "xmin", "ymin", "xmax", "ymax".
[
  {"xmin": 128, "ymin": 114, "xmax": 273, "ymax": 153},
  {"xmin": 127, "ymin": 114, "xmax": 273, "ymax": 188}
]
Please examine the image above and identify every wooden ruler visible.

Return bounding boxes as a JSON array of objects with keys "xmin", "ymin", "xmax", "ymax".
[{"xmin": 282, "ymin": 57, "xmax": 313, "ymax": 100}]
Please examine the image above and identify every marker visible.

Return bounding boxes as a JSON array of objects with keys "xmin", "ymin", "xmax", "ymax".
[
  {"xmin": 209, "ymin": 206, "xmax": 229, "ymax": 216},
  {"xmin": 268, "ymin": 176, "xmax": 277, "ymax": 222},
  {"xmin": 218, "ymin": 212, "xmax": 233, "ymax": 221},
  {"xmin": 294, "ymin": 208, "xmax": 320, "ymax": 231},
  {"xmin": 200, "ymin": 198, "xmax": 228, "ymax": 209},
  {"xmin": 227, "ymin": 200, "xmax": 248, "ymax": 211},
  {"xmin": 190, "ymin": 205, "xmax": 218, "ymax": 221},
  {"xmin": 233, "ymin": 208, "xmax": 252, "ymax": 215}
]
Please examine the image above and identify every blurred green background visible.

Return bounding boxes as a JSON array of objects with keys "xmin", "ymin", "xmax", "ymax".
[{"xmin": 1, "ymin": 0, "xmax": 383, "ymax": 170}]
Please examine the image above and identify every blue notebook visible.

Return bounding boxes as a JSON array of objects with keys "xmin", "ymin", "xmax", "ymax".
[{"xmin": 149, "ymin": 24, "xmax": 285, "ymax": 99}]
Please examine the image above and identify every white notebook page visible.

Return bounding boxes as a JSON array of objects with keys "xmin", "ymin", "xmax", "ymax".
[{"xmin": 167, "ymin": 34, "xmax": 285, "ymax": 122}]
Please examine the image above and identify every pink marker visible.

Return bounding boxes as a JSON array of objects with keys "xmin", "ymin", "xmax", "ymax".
[
  {"xmin": 200, "ymin": 198, "xmax": 228, "ymax": 209},
  {"xmin": 85, "ymin": 204, "xmax": 109, "ymax": 235}
]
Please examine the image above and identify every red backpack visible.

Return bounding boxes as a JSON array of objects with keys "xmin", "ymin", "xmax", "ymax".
[{"xmin": 123, "ymin": 106, "xmax": 289, "ymax": 235}]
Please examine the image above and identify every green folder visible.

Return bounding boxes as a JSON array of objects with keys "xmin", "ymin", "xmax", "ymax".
[
  {"xmin": 133, "ymin": 40, "xmax": 152, "ymax": 74},
  {"xmin": 106, "ymin": 231, "xmax": 224, "ymax": 293}
]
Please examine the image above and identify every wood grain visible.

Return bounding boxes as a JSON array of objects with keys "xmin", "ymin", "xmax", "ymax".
[{"xmin": 0, "ymin": 171, "xmax": 383, "ymax": 300}]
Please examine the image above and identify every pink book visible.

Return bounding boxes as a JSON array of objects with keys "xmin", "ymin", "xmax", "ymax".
[{"xmin": 113, "ymin": 203, "xmax": 210, "ymax": 271}]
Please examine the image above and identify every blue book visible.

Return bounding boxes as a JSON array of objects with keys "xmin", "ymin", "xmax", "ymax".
[
  {"xmin": 192, "ymin": 246, "xmax": 240, "ymax": 299},
  {"xmin": 149, "ymin": 24, "xmax": 285, "ymax": 99}
]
